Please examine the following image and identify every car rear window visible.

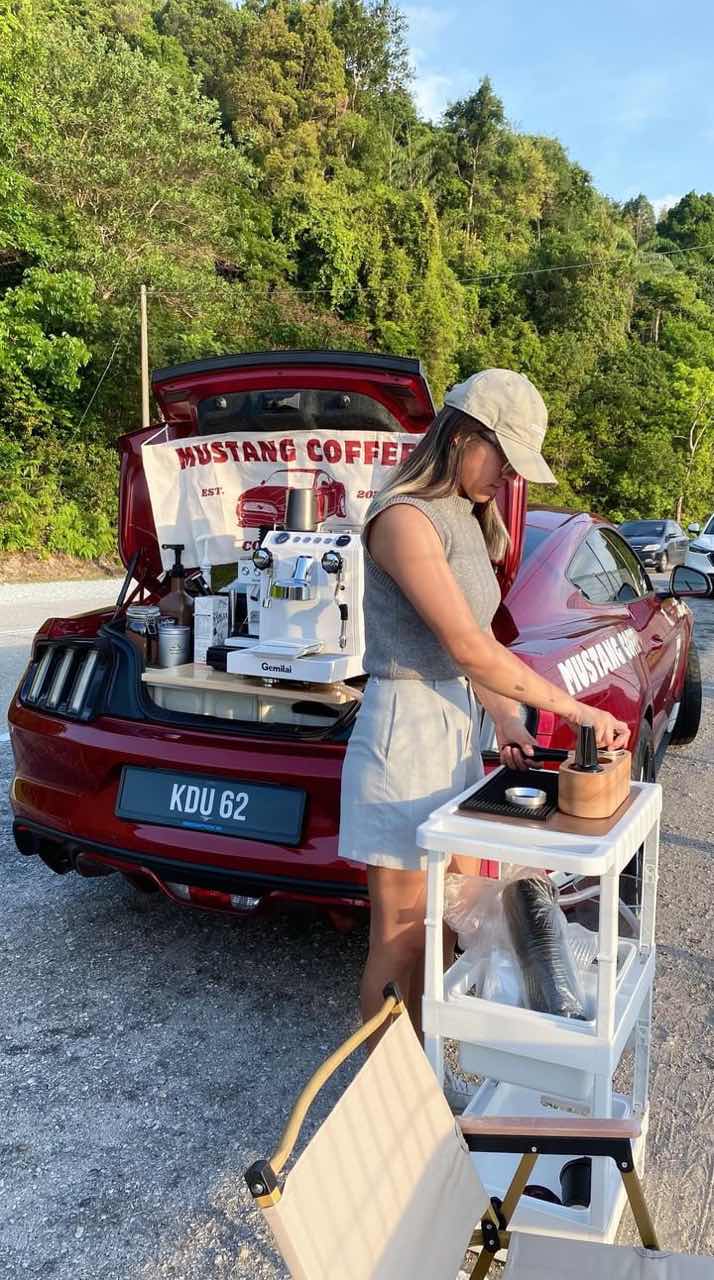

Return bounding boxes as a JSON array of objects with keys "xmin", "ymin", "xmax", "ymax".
[
  {"xmin": 620, "ymin": 521, "xmax": 664, "ymax": 536},
  {"xmin": 195, "ymin": 387, "xmax": 403, "ymax": 435}
]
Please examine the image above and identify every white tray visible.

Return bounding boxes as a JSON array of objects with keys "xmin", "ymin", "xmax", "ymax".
[
  {"xmin": 424, "ymin": 941, "xmax": 652, "ymax": 1100},
  {"xmin": 418, "ymin": 774, "xmax": 662, "ymax": 875}
]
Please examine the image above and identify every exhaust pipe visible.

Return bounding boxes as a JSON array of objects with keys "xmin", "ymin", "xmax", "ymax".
[{"xmin": 71, "ymin": 848, "xmax": 116, "ymax": 878}]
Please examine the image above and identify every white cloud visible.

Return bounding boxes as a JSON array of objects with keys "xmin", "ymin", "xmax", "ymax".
[
  {"xmin": 403, "ymin": 4, "xmax": 455, "ymax": 42},
  {"xmin": 412, "ymin": 69, "xmax": 454, "ymax": 121},
  {"xmin": 405, "ymin": 4, "xmax": 464, "ymax": 121},
  {"xmin": 651, "ymin": 193, "xmax": 682, "ymax": 218}
]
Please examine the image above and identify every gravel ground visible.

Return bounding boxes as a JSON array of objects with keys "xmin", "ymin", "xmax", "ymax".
[{"xmin": 2, "ymin": 584, "xmax": 714, "ymax": 1276}]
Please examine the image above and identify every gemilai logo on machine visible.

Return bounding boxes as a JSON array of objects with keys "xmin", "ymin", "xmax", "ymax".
[{"xmin": 261, "ymin": 661, "xmax": 293, "ymax": 674}]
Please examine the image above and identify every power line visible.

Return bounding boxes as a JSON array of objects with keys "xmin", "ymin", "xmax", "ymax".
[
  {"xmin": 225, "ymin": 240, "xmax": 714, "ymax": 297},
  {"xmin": 455, "ymin": 241, "xmax": 714, "ymax": 286},
  {"xmin": 77, "ymin": 303, "xmax": 138, "ymax": 429}
]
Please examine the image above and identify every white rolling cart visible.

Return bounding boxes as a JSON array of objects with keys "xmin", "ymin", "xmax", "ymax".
[{"xmin": 417, "ymin": 771, "xmax": 662, "ymax": 1244}]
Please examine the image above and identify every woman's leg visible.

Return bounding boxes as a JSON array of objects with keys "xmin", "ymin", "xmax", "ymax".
[
  {"xmin": 360, "ymin": 865, "xmax": 428, "ymax": 1049},
  {"xmin": 401, "ymin": 854, "xmax": 485, "ymax": 1042},
  {"xmin": 361, "ymin": 855, "xmax": 485, "ymax": 1049}
]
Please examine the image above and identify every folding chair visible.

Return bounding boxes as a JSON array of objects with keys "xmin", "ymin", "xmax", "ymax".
[{"xmin": 246, "ymin": 988, "xmax": 712, "ymax": 1278}]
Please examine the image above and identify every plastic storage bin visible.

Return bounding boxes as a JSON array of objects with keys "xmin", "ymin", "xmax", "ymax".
[{"xmin": 417, "ymin": 769, "xmax": 661, "ymax": 1244}]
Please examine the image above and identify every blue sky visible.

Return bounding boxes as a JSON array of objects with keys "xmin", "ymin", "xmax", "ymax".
[{"xmin": 405, "ymin": 1, "xmax": 714, "ymax": 214}]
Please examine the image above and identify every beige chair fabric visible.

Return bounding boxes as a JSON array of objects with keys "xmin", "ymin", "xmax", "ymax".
[
  {"xmin": 503, "ymin": 1232, "xmax": 714, "ymax": 1278},
  {"xmin": 262, "ymin": 1011, "xmax": 488, "ymax": 1279}
]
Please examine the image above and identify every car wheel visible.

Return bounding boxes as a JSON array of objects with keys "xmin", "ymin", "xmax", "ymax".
[
  {"xmin": 670, "ymin": 640, "xmax": 702, "ymax": 746},
  {"xmin": 657, "ymin": 551, "xmax": 669, "ymax": 572},
  {"xmin": 634, "ymin": 719, "xmax": 656, "ymax": 782}
]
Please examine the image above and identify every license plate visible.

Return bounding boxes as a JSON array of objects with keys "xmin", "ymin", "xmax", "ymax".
[{"xmin": 116, "ymin": 767, "xmax": 306, "ymax": 846}]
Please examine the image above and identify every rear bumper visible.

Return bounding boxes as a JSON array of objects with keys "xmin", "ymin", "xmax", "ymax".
[
  {"xmin": 8, "ymin": 700, "xmax": 368, "ymax": 910},
  {"xmin": 13, "ymin": 817, "xmax": 368, "ymax": 907},
  {"xmin": 631, "ymin": 549, "xmax": 661, "ymax": 566}
]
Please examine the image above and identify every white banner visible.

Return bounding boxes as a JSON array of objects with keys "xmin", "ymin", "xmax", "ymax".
[{"xmin": 142, "ymin": 429, "xmax": 417, "ymax": 570}]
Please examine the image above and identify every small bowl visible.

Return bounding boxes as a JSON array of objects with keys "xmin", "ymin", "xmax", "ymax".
[{"xmin": 505, "ymin": 786, "xmax": 547, "ymax": 810}]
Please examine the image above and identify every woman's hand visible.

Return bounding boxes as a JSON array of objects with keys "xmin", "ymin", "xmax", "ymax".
[
  {"xmin": 495, "ymin": 716, "xmax": 538, "ymax": 772},
  {"xmin": 566, "ymin": 704, "xmax": 630, "ymax": 750}
]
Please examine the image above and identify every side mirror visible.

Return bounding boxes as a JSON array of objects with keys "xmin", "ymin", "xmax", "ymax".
[
  {"xmin": 668, "ymin": 565, "xmax": 712, "ymax": 598},
  {"xmin": 688, "ymin": 523, "xmax": 701, "ymax": 535}
]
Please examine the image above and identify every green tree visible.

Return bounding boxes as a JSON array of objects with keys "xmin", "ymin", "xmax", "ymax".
[
  {"xmin": 671, "ymin": 362, "xmax": 714, "ymax": 522},
  {"xmin": 621, "ymin": 194, "xmax": 656, "ymax": 246}
]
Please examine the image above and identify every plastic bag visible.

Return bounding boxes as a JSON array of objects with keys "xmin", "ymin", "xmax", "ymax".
[
  {"xmin": 444, "ymin": 869, "xmax": 589, "ymax": 1020},
  {"xmin": 501, "ymin": 876, "xmax": 587, "ymax": 1020}
]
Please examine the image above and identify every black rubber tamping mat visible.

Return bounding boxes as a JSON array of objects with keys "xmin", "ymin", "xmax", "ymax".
[{"xmin": 458, "ymin": 766, "xmax": 559, "ymax": 822}]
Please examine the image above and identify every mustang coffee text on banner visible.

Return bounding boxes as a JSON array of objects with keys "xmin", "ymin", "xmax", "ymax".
[{"xmin": 142, "ymin": 430, "xmax": 417, "ymax": 571}]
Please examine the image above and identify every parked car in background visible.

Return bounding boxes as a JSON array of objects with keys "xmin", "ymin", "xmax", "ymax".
[
  {"xmin": 685, "ymin": 513, "xmax": 714, "ymax": 580},
  {"xmin": 618, "ymin": 519, "xmax": 689, "ymax": 572}
]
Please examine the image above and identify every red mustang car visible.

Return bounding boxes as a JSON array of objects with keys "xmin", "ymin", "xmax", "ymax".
[
  {"xmin": 236, "ymin": 466, "xmax": 347, "ymax": 528},
  {"xmin": 8, "ymin": 350, "xmax": 708, "ymax": 925}
]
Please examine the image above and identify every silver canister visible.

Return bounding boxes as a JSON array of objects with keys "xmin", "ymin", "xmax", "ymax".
[
  {"xmin": 285, "ymin": 486, "xmax": 319, "ymax": 531},
  {"xmin": 158, "ymin": 622, "xmax": 192, "ymax": 668}
]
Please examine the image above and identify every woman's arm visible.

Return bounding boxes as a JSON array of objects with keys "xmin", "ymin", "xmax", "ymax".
[
  {"xmin": 472, "ymin": 642, "xmax": 536, "ymax": 770},
  {"xmin": 367, "ymin": 505, "xmax": 629, "ymax": 749}
]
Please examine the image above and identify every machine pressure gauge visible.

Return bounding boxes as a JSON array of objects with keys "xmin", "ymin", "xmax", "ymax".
[{"xmin": 321, "ymin": 551, "xmax": 343, "ymax": 575}]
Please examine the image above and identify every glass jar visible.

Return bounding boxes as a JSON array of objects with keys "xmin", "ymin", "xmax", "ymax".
[{"xmin": 126, "ymin": 604, "xmax": 161, "ymax": 667}]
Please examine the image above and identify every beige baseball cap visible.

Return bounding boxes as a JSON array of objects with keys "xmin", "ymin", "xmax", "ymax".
[{"xmin": 444, "ymin": 368, "xmax": 556, "ymax": 485}]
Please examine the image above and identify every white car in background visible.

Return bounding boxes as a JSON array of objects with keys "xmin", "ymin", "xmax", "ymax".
[{"xmin": 685, "ymin": 514, "xmax": 714, "ymax": 579}]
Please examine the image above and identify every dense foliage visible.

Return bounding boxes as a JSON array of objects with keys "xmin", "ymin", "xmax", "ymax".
[{"xmin": 2, "ymin": 0, "xmax": 714, "ymax": 555}]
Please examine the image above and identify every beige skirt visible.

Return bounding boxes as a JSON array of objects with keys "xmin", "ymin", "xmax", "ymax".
[{"xmin": 338, "ymin": 676, "xmax": 484, "ymax": 871}]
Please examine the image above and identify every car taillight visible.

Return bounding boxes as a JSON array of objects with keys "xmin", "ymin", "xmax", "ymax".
[
  {"xmin": 21, "ymin": 643, "xmax": 106, "ymax": 721},
  {"xmin": 165, "ymin": 882, "xmax": 261, "ymax": 912}
]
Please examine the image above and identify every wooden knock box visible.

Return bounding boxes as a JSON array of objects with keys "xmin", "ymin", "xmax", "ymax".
[{"xmin": 558, "ymin": 748, "xmax": 632, "ymax": 820}]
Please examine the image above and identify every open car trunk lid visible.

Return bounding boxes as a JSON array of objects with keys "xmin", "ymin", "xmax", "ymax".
[{"xmin": 118, "ymin": 349, "xmax": 526, "ymax": 595}]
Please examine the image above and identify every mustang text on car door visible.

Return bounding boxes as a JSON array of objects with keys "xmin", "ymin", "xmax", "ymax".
[{"xmin": 557, "ymin": 627, "xmax": 642, "ymax": 695}]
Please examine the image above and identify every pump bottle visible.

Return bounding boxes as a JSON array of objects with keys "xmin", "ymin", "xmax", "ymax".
[{"xmin": 160, "ymin": 544, "xmax": 194, "ymax": 625}]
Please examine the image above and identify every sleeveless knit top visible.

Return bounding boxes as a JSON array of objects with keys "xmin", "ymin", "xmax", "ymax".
[{"xmin": 362, "ymin": 492, "xmax": 502, "ymax": 680}]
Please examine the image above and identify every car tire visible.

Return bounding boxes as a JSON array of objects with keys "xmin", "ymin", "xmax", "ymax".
[
  {"xmin": 657, "ymin": 551, "xmax": 669, "ymax": 572},
  {"xmin": 634, "ymin": 719, "xmax": 656, "ymax": 782},
  {"xmin": 670, "ymin": 640, "xmax": 702, "ymax": 746}
]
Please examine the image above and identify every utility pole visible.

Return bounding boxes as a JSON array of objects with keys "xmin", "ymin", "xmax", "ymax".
[{"xmin": 140, "ymin": 284, "xmax": 150, "ymax": 429}]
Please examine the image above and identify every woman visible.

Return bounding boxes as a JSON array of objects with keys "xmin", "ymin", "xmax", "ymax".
[{"xmin": 338, "ymin": 368, "xmax": 629, "ymax": 1042}]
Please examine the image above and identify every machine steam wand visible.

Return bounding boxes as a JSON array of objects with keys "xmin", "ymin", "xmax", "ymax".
[{"xmin": 321, "ymin": 551, "xmax": 348, "ymax": 650}]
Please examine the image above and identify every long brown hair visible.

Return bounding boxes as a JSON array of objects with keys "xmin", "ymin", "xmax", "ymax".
[{"xmin": 378, "ymin": 406, "xmax": 511, "ymax": 563}]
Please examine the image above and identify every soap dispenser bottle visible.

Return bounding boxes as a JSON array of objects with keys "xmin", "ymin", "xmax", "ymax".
[{"xmin": 160, "ymin": 543, "xmax": 194, "ymax": 626}]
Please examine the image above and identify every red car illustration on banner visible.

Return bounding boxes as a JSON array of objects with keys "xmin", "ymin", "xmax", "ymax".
[
  {"xmin": 236, "ymin": 467, "xmax": 347, "ymax": 528},
  {"xmin": 7, "ymin": 350, "xmax": 709, "ymax": 930}
]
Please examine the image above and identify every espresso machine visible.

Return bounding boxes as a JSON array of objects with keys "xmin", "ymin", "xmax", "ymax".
[{"xmin": 224, "ymin": 488, "xmax": 366, "ymax": 683}]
